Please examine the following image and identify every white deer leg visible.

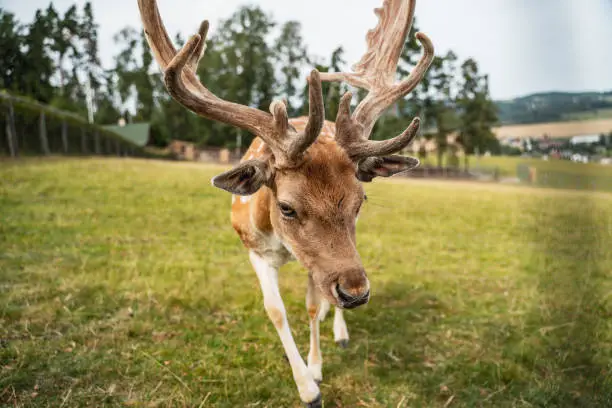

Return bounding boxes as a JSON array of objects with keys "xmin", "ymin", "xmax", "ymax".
[
  {"xmin": 317, "ymin": 298, "xmax": 330, "ymax": 321},
  {"xmin": 249, "ymin": 252, "xmax": 321, "ymax": 407},
  {"xmin": 306, "ymin": 275, "xmax": 322, "ymax": 383},
  {"xmin": 334, "ymin": 307, "xmax": 350, "ymax": 348}
]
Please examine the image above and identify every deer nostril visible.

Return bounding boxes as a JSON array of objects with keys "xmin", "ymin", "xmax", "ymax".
[
  {"xmin": 336, "ymin": 284, "xmax": 354, "ymax": 303},
  {"xmin": 336, "ymin": 284, "xmax": 370, "ymax": 309}
]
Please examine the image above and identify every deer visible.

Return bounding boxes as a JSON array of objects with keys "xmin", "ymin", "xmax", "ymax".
[{"xmin": 137, "ymin": 0, "xmax": 433, "ymax": 406}]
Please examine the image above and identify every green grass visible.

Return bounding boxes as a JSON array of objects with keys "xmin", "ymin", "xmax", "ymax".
[{"xmin": 2, "ymin": 158, "xmax": 612, "ymax": 407}]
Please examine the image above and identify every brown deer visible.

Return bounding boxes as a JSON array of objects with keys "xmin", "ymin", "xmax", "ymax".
[{"xmin": 137, "ymin": 0, "xmax": 433, "ymax": 406}]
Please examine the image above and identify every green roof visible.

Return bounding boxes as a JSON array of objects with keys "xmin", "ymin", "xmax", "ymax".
[{"xmin": 102, "ymin": 123, "xmax": 151, "ymax": 147}]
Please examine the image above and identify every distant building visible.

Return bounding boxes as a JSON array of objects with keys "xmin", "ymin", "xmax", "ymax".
[
  {"xmin": 102, "ymin": 120, "xmax": 151, "ymax": 147},
  {"xmin": 168, "ymin": 140, "xmax": 234, "ymax": 163},
  {"xmin": 569, "ymin": 134, "xmax": 601, "ymax": 145},
  {"xmin": 407, "ymin": 131, "xmax": 465, "ymax": 156},
  {"xmin": 168, "ymin": 140, "xmax": 197, "ymax": 161}
]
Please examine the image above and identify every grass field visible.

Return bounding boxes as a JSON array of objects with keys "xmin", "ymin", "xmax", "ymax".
[
  {"xmin": 421, "ymin": 155, "xmax": 612, "ymax": 179},
  {"xmin": 564, "ymin": 108, "xmax": 612, "ymax": 122},
  {"xmin": 2, "ymin": 158, "xmax": 612, "ymax": 407},
  {"xmin": 492, "ymin": 118, "xmax": 612, "ymax": 140}
]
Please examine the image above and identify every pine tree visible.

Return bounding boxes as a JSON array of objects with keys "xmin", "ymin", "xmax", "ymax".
[
  {"xmin": 274, "ymin": 21, "xmax": 310, "ymax": 116},
  {"xmin": 456, "ymin": 58, "xmax": 499, "ymax": 170}
]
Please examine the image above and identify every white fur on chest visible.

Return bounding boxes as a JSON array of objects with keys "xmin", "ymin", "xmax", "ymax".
[{"xmin": 251, "ymin": 225, "xmax": 295, "ymax": 268}]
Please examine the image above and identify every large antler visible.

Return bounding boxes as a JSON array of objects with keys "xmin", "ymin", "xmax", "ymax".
[
  {"xmin": 137, "ymin": 0, "xmax": 324, "ymax": 167},
  {"xmin": 320, "ymin": 0, "xmax": 434, "ymax": 161}
]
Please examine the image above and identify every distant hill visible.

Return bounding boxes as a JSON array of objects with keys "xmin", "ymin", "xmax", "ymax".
[{"xmin": 495, "ymin": 91, "xmax": 612, "ymax": 125}]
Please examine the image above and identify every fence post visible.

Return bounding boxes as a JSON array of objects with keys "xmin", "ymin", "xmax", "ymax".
[
  {"xmin": 5, "ymin": 102, "xmax": 18, "ymax": 157},
  {"xmin": 39, "ymin": 111, "xmax": 50, "ymax": 155},
  {"xmin": 115, "ymin": 140, "xmax": 120, "ymax": 157},
  {"xmin": 81, "ymin": 128, "xmax": 87, "ymax": 154},
  {"xmin": 94, "ymin": 130, "xmax": 100, "ymax": 154},
  {"xmin": 61, "ymin": 120, "xmax": 68, "ymax": 154}
]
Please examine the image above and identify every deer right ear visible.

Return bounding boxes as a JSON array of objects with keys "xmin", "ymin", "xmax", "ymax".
[{"xmin": 211, "ymin": 160, "xmax": 273, "ymax": 195}]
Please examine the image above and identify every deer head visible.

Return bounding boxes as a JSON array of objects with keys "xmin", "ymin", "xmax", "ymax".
[{"xmin": 137, "ymin": 0, "xmax": 434, "ymax": 308}]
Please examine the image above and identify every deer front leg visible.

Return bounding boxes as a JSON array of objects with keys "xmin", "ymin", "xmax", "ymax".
[
  {"xmin": 306, "ymin": 275, "xmax": 322, "ymax": 383},
  {"xmin": 317, "ymin": 299, "xmax": 350, "ymax": 348},
  {"xmin": 249, "ymin": 252, "xmax": 321, "ymax": 407},
  {"xmin": 334, "ymin": 307, "xmax": 350, "ymax": 348}
]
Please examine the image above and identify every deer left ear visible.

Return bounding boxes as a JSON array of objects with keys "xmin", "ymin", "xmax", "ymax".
[
  {"xmin": 211, "ymin": 160, "xmax": 273, "ymax": 195},
  {"xmin": 357, "ymin": 155, "xmax": 420, "ymax": 182}
]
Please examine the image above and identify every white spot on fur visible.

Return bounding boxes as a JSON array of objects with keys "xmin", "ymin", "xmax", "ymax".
[
  {"xmin": 257, "ymin": 143, "xmax": 265, "ymax": 152},
  {"xmin": 240, "ymin": 195, "xmax": 251, "ymax": 204},
  {"xmin": 247, "ymin": 154, "xmax": 254, "ymax": 160},
  {"xmin": 231, "ymin": 195, "xmax": 236, "ymax": 204}
]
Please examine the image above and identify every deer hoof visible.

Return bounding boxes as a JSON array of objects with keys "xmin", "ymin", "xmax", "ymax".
[
  {"xmin": 304, "ymin": 394, "xmax": 322, "ymax": 408},
  {"xmin": 336, "ymin": 339, "xmax": 349, "ymax": 349}
]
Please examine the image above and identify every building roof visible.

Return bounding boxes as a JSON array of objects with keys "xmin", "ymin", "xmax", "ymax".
[{"xmin": 102, "ymin": 123, "xmax": 151, "ymax": 147}]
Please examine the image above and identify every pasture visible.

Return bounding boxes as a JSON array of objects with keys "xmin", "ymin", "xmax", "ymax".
[
  {"xmin": 422, "ymin": 155, "xmax": 612, "ymax": 180},
  {"xmin": 2, "ymin": 158, "xmax": 612, "ymax": 407}
]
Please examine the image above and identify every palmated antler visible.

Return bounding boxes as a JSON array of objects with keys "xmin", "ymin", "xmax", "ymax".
[
  {"xmin": 137, "ymin": 0, "xmax": 324, "ymax": 167},
  {"xmin": 319, "ymin": 0, "xmax": 434, "ymax": 161}
]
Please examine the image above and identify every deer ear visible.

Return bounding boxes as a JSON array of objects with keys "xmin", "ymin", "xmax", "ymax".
[
  {"xmin": 211, "ymin": 160, "xmax": 272, "ymax": 195},
  {"xmin": 357, "ymin": 155, "xmax": 419, "ymax": 182}
]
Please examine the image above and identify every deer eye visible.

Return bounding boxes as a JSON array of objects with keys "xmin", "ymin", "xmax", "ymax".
[{"xmin": 278, "ymin": 202, "xmax": 297, "ymax": 218}]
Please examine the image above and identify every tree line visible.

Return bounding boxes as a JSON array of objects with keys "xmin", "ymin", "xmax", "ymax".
[{"xmin": 0, "ymin": 2, "xmax": 499, "ymax": 166}]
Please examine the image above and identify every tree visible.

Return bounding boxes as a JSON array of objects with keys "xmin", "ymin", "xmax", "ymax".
[
  {"xmin": 21, "ymin": 9, "xmax": 55, "ymax": 103},
  {"xmin": 93, "ymin": 72, "xmax": 121, "ymax": 125},
  {"xmin": 112, "ymin": 27, "xmax": 159, "ymax": 121},
  {"xmin": 456, "ymin": 58, "xmax": 499, "ymax": 170},
  {"xmin": 0, "ymin": 10, "xmax": 28, "ymax": 93},
  {"xmin": 1, "ymin": 2, "xmax": 500, "ymax": 156},
  {"xmin": 396, "ymin": 16, "xmax": 427, "ymax": 118},
  {"xmin": 325, "ymin": 47, "xmax": 347, "ymax": 120},
  {"xmin": 274, "ymin": 21, "xmax": 309, "ymax": 116},
  {"xmin": 296, "ymin": 47, "xmax": 346, "ymax": 121},
  {"xmin": 429, "ymin": 51, "xmax": 459, "ymax": 167},
  {"xmin": 80, "ymin": 2, "xmax": 103, "ymax": 121},
  {"xmin": 370, "ymin": 17, "xmax": 427, "ymax": 142},
  {"xmin": 196, "ymin": 5, "xmax": 277, "ymax": 147}
]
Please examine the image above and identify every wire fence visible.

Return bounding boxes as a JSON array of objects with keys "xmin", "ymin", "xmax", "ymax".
[{"xmin": 0, "ymin": 92, "xmax": 164, "ymax": 159}]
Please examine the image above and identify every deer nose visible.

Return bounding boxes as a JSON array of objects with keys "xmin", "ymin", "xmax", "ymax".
[{"xmin": 336, "ymin": 284, "xmax": 370, "ymax": 309}]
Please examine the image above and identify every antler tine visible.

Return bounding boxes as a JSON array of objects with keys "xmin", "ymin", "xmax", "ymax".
[
  {"xmin": 187, "ymin": 20, "xmax": 209, "ymax": 72},
  {"xmin": 139, "ymin": 0, "xmax": 277, "ymax": 139},
  {"xmin": 287, "ymin": 70, "xmax": 324, "ymax": 160},
  {"xmin": 140, "ymin": 0, "xmax": 327, "ymax": 167},
  {"xmin": 353, "ymin": 31, "xmax": 434, "ymax": 134},
  {"xmin": 265, "ymin": 69, "xmax": 324, "ymax": 167},
  {"xmin": 320, "ymin": 0, "xmax": 434, "ymax": 140},
  {"xmin": 138, "ymin": 0, "xmax": 211, "ymax": 99},
  {"xmin": 335, "ymin": 92, "xmax": 420, "ymax": 160}
]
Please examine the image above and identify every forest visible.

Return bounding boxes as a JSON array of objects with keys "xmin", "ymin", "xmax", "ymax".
[
  {"xmin": 496, "ymin": 91, "xmax": 612, "ymax": 125},
  {"xmin": 0, "ymin": 2, "xmax": 499, "ymax": 163}
]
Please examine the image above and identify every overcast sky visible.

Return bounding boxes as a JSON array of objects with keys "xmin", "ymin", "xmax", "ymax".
[{"xmin": 5, "ymin": 0, "xmax": 612, "ymax": 100}]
